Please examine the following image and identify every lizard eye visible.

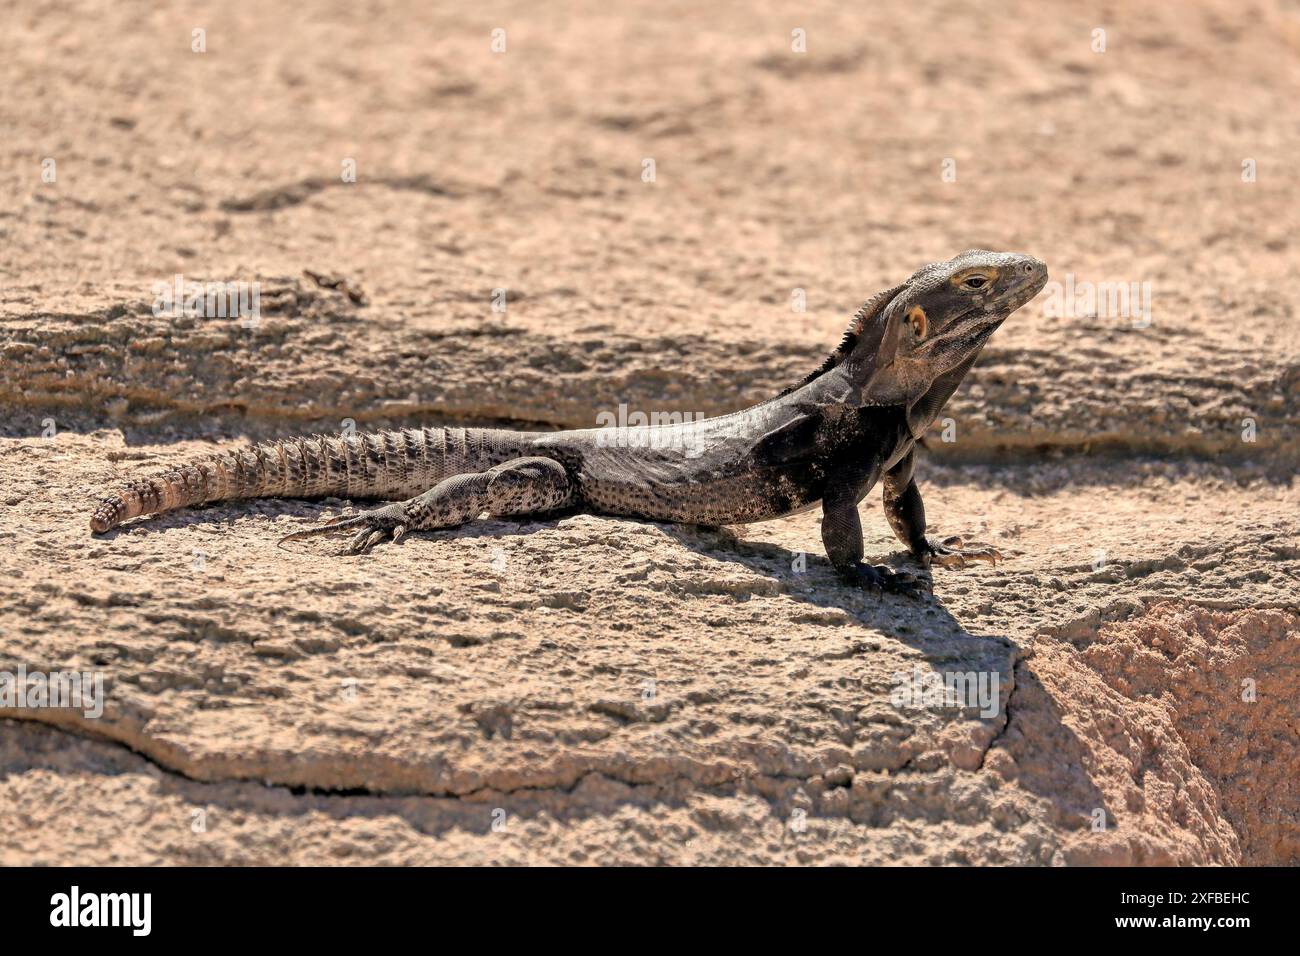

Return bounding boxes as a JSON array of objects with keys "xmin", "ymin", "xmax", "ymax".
[{"xmin": 951, "ymin": 267, "xmax": 999, "ymax": 292}]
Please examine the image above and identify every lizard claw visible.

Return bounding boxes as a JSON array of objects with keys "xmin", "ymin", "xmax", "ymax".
[
  {"xmin": 919, "ymin": 535, "xmax": 1002, "ymax": 569},
  {"xmin": 277, "ymin": 505, "xmax": 408, "ymax": 554}
]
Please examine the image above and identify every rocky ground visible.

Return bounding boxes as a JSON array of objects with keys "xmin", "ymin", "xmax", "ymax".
[{"xmin": 1, "ymin": 0, "xmax": 1297, "ymax": 865}]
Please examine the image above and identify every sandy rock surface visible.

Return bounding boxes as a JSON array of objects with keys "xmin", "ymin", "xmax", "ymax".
[{"xmin": 1, "ymin": 0, "xmax": 1297, "ymax": 865}]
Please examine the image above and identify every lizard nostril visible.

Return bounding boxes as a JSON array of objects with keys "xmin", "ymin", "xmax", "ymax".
[{"xmin": 1021, "ymin": 262, "xmax": 1036, "ymax": 275}]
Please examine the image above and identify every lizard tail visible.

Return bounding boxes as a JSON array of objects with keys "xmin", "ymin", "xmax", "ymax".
[{"xmin": 89, "ymin": 427, "xmax": 497, "ymax": 534}]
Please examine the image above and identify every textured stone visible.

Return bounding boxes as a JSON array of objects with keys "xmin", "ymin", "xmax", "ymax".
[{"xmin": 1, "ymin": 0, "xmax": 1297, "ymax": 865}]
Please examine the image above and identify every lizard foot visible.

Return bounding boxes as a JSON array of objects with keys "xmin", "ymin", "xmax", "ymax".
[
  {"xmin": 918, "ymin": 535, "xmax": 1001, "ymax": 569},
  {"xmin": 838, "ymin": 562, "xmax": 930, "ymax": 598},
  {"xmin": 277, "ymin": 504, "xmax": 409, "ymax": 554}
]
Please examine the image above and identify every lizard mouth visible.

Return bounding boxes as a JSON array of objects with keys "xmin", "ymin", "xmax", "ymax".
[{"xmin": 993, "ymin": 268, "xmax": 1049, "ymax": 313}]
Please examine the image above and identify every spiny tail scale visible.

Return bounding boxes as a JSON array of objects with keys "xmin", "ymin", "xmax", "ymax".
[{"xmin": 89, "ymin": 426, "xmax": 508, "ymax": 533}]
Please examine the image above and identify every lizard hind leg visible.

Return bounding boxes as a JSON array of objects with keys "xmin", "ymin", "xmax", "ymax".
[{"xmin": 278, "ymin": 456, "xmax": 575, "ymax": 555}]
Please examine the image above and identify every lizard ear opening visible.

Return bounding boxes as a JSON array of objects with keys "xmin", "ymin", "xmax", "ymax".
[{"xmin": 906, "ymin": 305, "xmax": 928, "ymax": 340}]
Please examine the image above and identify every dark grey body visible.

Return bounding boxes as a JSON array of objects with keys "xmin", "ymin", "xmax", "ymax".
[{"xmin": 532, "ymin": 375, "xmax": 907, "ymax": 524}]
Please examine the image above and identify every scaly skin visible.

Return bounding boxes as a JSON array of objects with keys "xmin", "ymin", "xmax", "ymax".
[
  {"xmin": 89, "ymin": 427, "xmax": 534, "ymax": 533},
  {"xmin": 91, "ymin": 249, "xmax": 1048, "ymax": 597}
]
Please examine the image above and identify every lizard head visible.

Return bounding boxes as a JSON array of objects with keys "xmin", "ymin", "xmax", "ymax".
[{"xmin": 864, "ymin": 249, "xmax": 1047, "ymax": 402}]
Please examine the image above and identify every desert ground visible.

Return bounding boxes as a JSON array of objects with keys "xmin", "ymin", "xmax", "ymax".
[{"xmin": 1, "ymin": 0, "xmax": 1297, "ymax": 865}]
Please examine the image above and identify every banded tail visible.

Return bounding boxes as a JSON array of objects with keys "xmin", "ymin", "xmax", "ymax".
[{"xmin": 89, "ymin": 426, "xmax": 525, "ymax": 533}]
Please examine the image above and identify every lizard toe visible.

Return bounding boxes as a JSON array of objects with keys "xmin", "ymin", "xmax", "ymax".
[
  {"xmin": 925, "ymin": 536, "xmax": 1002, "ymax": 569},
  {"xmin": 278, "ymin": 504, "xmax": 407, "ymax": 553},
  {"xmin": 344, "ymin": 520, "xmax": 403, "ymax": 555},
  {"xmin": 345, "ymin": 528, "xmax": 373, "ymax": 554}
]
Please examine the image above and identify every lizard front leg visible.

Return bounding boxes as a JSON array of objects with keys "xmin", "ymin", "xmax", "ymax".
[
  {"xmin": 280, "ymin": 456, "xmax": 574, "ymax": 554},
  {"xmin": 821, "ymin": 472, "xmax": 926, "ymax": 597},
  {"xmin": 882, "ymin": 450, "xmax": 1001, "ymax": 569}
]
